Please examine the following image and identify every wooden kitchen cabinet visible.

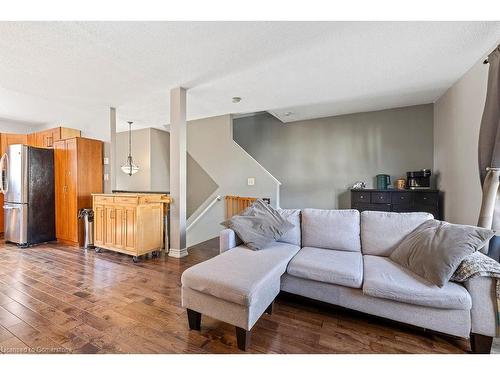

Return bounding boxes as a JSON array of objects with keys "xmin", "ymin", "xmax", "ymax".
[
  {"xmin": 28, "ymin": 127, "xmax": 81, "ymax": 148},
  {"xmin": 1, "ymin": 133, "xmax": 28, "ymax": 154},
  {"xmin": 94, "ymin": 204, "xmax": 105, "ymax": 245},
  {"xmin": 0, "ymin": 128, "xmax": 82, "ymax": 235},
  {"xmin": 92, "ymin": 193, "xmax": 170, "ymax": 262},
  {"xmin": 54, "ymin": 137, "xmax": 103, "ymax": 245}
]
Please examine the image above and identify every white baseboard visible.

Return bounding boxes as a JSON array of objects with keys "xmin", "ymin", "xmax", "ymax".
[{"xmin": 168, "ymin": 248, "xmax": 189, "ymax": 258}]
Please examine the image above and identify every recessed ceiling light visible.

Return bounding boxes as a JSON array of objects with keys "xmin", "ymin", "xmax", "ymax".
[
  {"xmin": 284, "ymin": 112, "xmax": 293, "ymax": 117},
  {"xmin": 232, "ymin": 97, "xmax": 242, "ymax": 103}
]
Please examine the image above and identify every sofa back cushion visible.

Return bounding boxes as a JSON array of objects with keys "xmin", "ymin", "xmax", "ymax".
[
  {"xmin": 361, "ymin": 211, "xmax": 433, "ymax": 256},
  {"xmin": 302, "ymin": 209, "xmax": 360, "ymax": 251},
  {"xmin": 277, "ymin": 208, "xmax": 301, "ymax": 247}
]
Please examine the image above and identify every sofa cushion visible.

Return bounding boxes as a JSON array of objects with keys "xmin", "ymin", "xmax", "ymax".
[
  {"xmin": 361, "ymin": 211, "xmax": 433, "ymax": 256},
  {"xmin": 363, "ymin": 255, "xmax": 471, "ymax": 310},
  {"xmin": 302, "ymin": 209, "xmax": 361, "ymax": 251},
  {"xmin": 181, "ymin": 242, "xmax": 300, "ymax": 306},
  {"xmin": 287, "ymin": 247, "xmax": 363, "ymax": 288},
  {"xmin": 277, "ymin": 208, "xmax": 301, "ymax": 247}
]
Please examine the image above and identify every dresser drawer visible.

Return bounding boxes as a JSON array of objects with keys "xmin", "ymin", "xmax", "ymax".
[
  {"xmin": 94, "ymin": 196, "xmax": 114, "ymax": 204},
  {"xmin": 371, "ymin": 192, "xmax": 390, "ymax": 204},
  {"xmin": 414, "ymin": 193, "xmax": 438, "ymax": 206},
  {"xmin": 351, "ymin": 191, "xmax": 370, "ymax": 203},
  {"xmin": 114, "ymin": 196, "xmax": 139, "ymax": 205},
  {"xmin": 391, "ymin": 192, "xmax": 412, "ymax": 206}
]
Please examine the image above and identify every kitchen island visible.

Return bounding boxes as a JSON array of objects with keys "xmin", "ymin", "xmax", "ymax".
[{"xmin": 92, "ymin": 193, "xmax": 170, "ymax": 262}]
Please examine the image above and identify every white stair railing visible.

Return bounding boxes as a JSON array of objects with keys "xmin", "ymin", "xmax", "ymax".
[{"xmin": 186, "ymin": 195, "xmax": 222, "ymax": 232}]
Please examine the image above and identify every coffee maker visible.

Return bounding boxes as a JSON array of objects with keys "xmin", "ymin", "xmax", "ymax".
[{"xmin": 406, "ymin": 169, "xmax": 431, "ymax": 190}]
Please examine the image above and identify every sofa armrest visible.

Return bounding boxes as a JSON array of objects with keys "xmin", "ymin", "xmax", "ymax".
[
  {"xmin": 219, "ymin": 229, "xmax": 242, "ymax": 254},
  {"xmin": 464, "ymin": 276, "xmax": 497, "ymax": 337}
]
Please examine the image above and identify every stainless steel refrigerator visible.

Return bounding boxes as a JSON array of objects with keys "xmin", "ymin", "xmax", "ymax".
[{"xmin": 0, "ymin": 144, "xmax": 55, "ymax": 247}]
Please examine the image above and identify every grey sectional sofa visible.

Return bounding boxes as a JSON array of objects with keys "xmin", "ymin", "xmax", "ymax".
[{"xmin": 181, "ymin": 209, "xmax": 498, "ymax": 353}]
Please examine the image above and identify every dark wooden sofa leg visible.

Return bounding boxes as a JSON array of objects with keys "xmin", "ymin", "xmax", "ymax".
[
  {"xmin": 265, "ymin": 301, "xmax": 274, "ymax": 315},
  {"xmin": 470, "ymin": 333, "xmax": 493, "ymax": 354},
  {"xmin": 187, "ymin": 309, "xmax": 201, "ymax": 330},
  {"xmin": 235, "ymin": 327, "xmax": 251, "ymax": 351}
]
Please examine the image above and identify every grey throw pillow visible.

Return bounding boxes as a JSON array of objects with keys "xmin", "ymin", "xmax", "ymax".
[
  {"xmin": 277, "ymin": 208, "xmax": 301, "ymax": 247},
  {"xmin": 389, "ymin": 219, "xmax": 495, "ymax": 287},
  {"xmin": 221, "ymin": 199, "xmax": 294, "ymax": 250}
]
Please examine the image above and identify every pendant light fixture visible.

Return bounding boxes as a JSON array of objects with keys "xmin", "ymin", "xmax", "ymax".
[{"xmin": 121, "ymin": 121, "xmax": 139, "ymax": 176}]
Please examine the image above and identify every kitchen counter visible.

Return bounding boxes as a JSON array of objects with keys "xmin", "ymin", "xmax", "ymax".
[
  {"xmin": 112, "ymin": 190, "xmax": 170, "ymax": 195},
  {"xmin": 92, "ymin": 192, "xmax": 170, "ymax": 204},
  {"xmin": 92, "ymin": 193, "xmax": 169, "ymax": 262}
]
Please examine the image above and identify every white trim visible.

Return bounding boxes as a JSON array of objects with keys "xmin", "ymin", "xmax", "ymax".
[{"xmin": 168, "ymin": 248, "xmax": 188, "ymax": 258}]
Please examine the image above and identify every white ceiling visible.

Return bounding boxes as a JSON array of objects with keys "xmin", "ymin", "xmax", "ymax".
[{"xmin": 0, "ymin": 21, "xmax": 499, "ymax": 131}]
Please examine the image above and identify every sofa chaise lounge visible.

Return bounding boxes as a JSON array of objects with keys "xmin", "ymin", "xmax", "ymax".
[{"xmin": 181, "ymin": 209, "xmax": 498, "ymax": 353}]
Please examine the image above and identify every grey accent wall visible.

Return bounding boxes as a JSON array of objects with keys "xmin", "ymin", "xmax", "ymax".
[
  {"xmin": 233, "ymin": 105, "xmax": 434, "ymax": 209},
  {"xmin": 187, "ymin": 155, "xmax": 218, "ymax": 218}
]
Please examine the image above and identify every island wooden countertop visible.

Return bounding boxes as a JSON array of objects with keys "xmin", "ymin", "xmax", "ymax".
[{"xmin": 92, "ymin": 192, "xmax": 171, "ymax": 204}]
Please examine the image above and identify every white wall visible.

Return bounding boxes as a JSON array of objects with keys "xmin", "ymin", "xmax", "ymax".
[
  {"xmin": 0, "ymin": 118, "xmax": 40, "ymax": 134},
  {"xmin": 36, "ymin": 107, "xmax": 111, "ymax": 141},
  {"xmin": 186, "ymin": 114, "xmax": 281, "ymax": 246},
  {"xmin": 150, "ymin": 128, "xmax": 170, "ymax": 191},
  {"xmin": 115, "ymin": 127, "xmax": 170, "ymax": 192},
  {"xmin": 434, "ymin": 54, "xmax": 490, "ymax": 225},
  {"xmin": 116, "ymin": 128, "xmax": 153, "ymax": 191}
]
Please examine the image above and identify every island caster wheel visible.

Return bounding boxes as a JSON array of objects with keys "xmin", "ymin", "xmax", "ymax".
[
  {"xmin": 152, "ymin": 251, "xmax": 160, "ymax": 258},
  {"xmin": 95, "ymin": 248, "xmax": 102, "ymax": 253},
  {"xmin": 132, "ymin": 256, "xmax": 139, "ymax": 263}
]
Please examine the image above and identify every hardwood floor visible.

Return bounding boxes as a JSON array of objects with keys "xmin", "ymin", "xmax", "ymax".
[{"xmin": 0, "ymin": 237, "xmax": 487, "ymax": 354}]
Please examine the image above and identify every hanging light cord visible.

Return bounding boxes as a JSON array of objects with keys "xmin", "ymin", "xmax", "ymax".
[
  {"xmin": 128, "ymin": 121, "xmax": 133, "ymax": 175},
  {"xmin": 128, "ymin": 121, "xmax": 132, "ymax": 160}
]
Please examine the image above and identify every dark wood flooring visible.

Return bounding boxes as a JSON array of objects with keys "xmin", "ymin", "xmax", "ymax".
[{"xmin": 0, "ymin": 237, "xmax": 492, "ymax": 354}]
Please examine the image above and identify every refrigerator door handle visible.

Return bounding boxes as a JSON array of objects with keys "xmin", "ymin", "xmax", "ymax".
[
  {"xmin": 0, "ymin": 153, "xmax": 9, "ymax": 195},
  {"xmin": 0, "ymin": 153, "xmax": 5, "ymax": 194}
]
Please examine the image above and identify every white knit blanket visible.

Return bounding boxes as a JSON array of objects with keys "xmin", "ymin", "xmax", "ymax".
[{"xmin": 451, "ymin": 251, "xmax": 500, "ymax": 335}]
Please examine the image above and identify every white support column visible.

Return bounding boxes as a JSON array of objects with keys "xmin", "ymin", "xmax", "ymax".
[
  {"xmin": 109, "ymin": 107, "xmax": 117, "ymax": 193},
  {"xmin": 169, "ymin": 87, "xmax": 188, "ymax": 258}
]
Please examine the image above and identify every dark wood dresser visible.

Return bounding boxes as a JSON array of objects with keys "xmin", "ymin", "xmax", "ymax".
[{"xmin": 350, "ymin": 189, "xmax": 441, "ymax": 219}]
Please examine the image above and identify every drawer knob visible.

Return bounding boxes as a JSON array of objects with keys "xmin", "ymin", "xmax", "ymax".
[
  {"xmin": 400, "ymin": 196, "xmax": 404, "ymax": 200},
  {"xmin": 360, "ymin": 195, "xmax": 364, "ymax": 199},
  {"xmin": 423, "ymin": 197, "xmax": 427, "ymax": 200}
]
